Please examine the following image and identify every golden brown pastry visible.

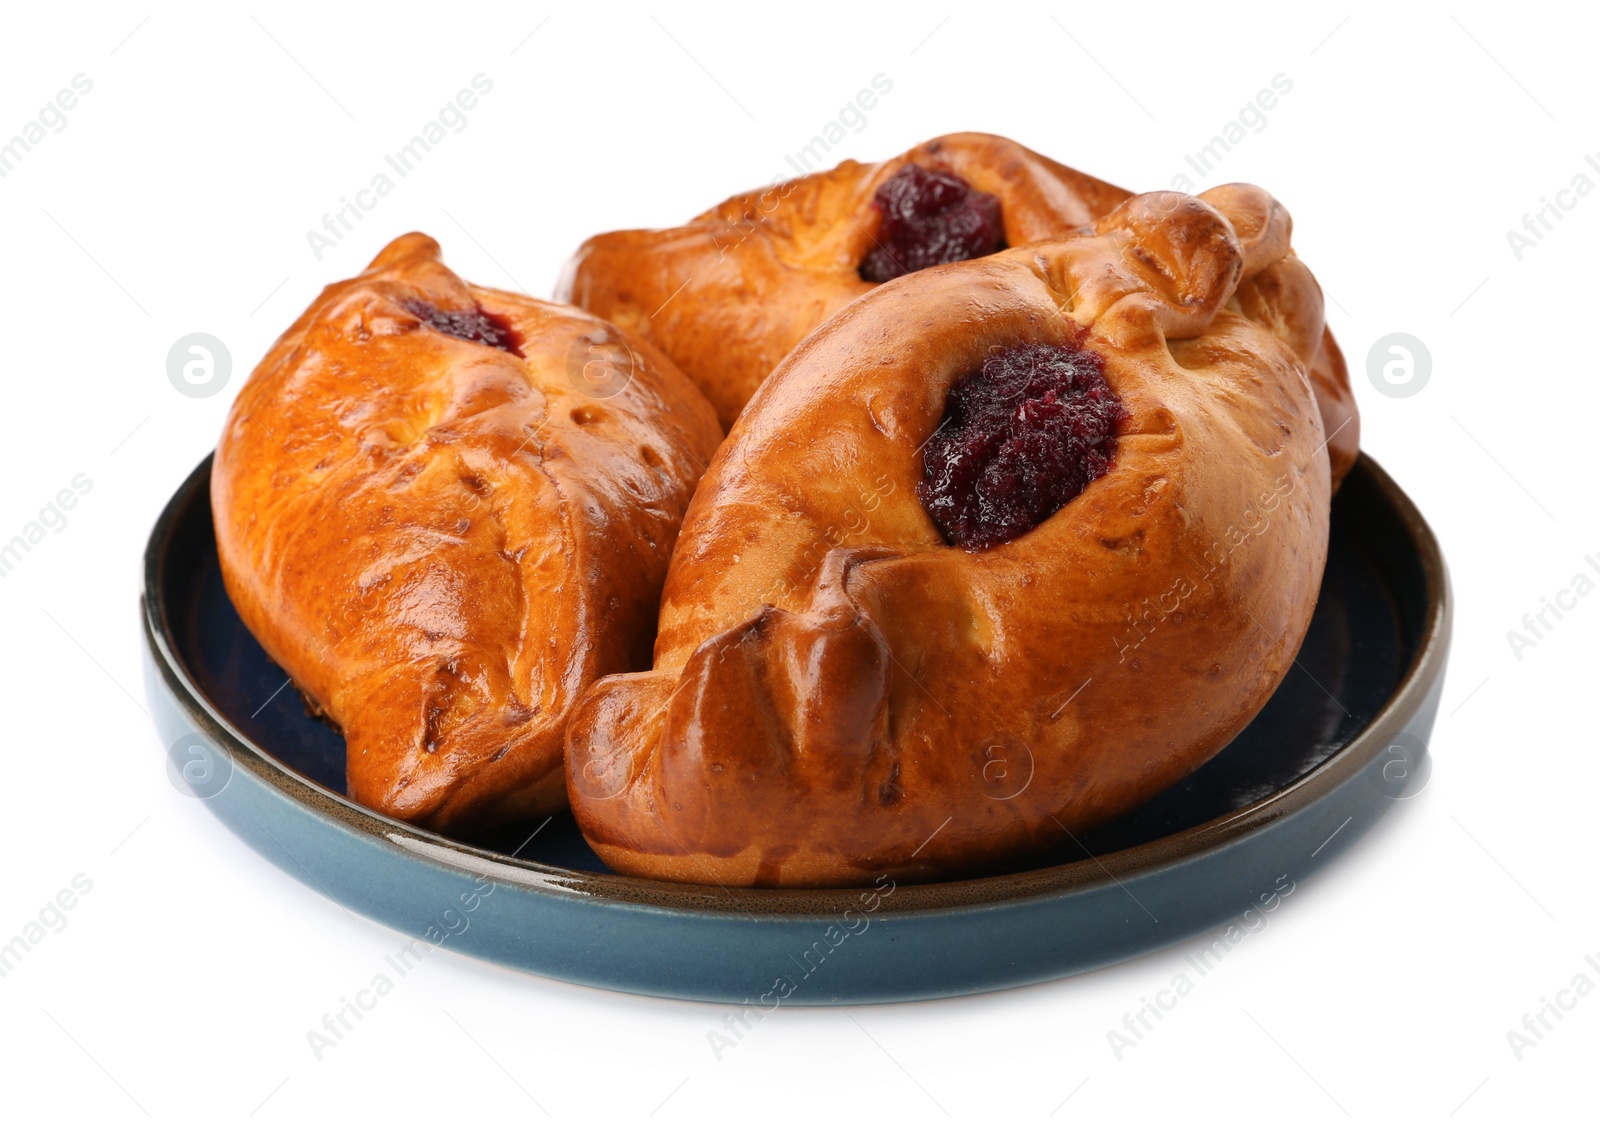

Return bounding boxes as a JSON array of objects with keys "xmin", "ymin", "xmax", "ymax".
[
  {"xmin": 555, "ymin": 132, "xmax": 1128, "ymax": 428},
  {"xmin": 556, "ymin": 132, "xmax": 1360, "ymax": 489},
  {"xmin": 213, "ymin": 233, "xmax": 722, "ymax": 831},
  {"xmin": 565, "ymin": 186, "xmax": 1339, "ymax": 886}
]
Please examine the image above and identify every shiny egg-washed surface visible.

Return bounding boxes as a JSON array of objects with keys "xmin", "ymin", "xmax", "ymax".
[
  {"xmin": 563, "ymin": 186, "xmax": 1341, "ymax": 886},
  {"xmin": 556, "ymin": 132, "xmax": 1359, "ymax": 495},
  {"xmin": 211, "ymin": 234, "xmax": 722, "ymax": 834}
]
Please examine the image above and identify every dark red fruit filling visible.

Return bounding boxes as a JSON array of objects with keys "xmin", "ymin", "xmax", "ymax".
[
  {"xmin": 859, "ymin": 164, "xmax": 1005, "ymax": 283},
  {"xmin": 918, "ymin": 341, "xmax": 1126, "ymax": 550},
  {"xmin": 401, "ymin": 298, "xmax": 520, "ymax": 355}
]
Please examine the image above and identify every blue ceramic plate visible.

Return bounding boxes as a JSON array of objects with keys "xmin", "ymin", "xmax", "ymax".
[{"xmin": 141, "ymin": 453, "xmax": 1449, "ymax": 1004}]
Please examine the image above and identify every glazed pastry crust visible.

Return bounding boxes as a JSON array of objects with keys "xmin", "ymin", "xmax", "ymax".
[
  {"xmin": 565, "ymin": 187, "xmax": 1335, "ymax": 886},
  {"xmin": 213, "ymin": 234, "xmax": 722, "ymax": 831},
  {"xmin": 555, "ymin": 132, "xmax": 1129, "ymax": 428},
  {"xmin": 557, "ymin": 133, "xmax": 1359, "ymax": 489}
]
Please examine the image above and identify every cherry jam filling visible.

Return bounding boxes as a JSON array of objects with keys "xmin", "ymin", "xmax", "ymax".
[
  {"xmin": 859, "ymin": 164, "xmax": 1005, "ymax": 283},
  {"xmin": 918, "ymin": 341, "xmax": 1126, "ymax": 550},
  {"xmin": 401, "ymin": 298, "xmax": 521, "ymax": 355}
]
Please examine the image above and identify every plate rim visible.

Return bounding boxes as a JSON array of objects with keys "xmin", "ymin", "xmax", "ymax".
[{"xmin": 144, "ymin": 449, "xmax": 1450, "ymax": 918}]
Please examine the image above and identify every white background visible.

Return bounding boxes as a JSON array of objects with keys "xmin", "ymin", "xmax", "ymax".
[{"xmin": 0, "ymin": 2, "xmax": 1593, "ymax": 1126}]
